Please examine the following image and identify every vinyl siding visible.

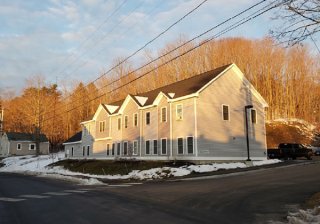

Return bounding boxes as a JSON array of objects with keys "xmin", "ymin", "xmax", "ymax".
[
  {"xmin": 141, "ymin": 107, "xmax": 158, "ymax": 157},
  {"xmin": 171, "ymin": 98, "xmax": 196, "ymax": 157},
  {"xmin": 196, "ymin": 68, "xmax": 267, "ymax": 158},
  {"xmin": 81, "ymin": 121, "xmax": 95, "ymax": 157},
  {"xmin": 95, "ymin": 108, "xmax": 109, "ymax": 139},
  {"xmin": 9, "ymin": 141, "xmax": 49, "ymax": 155}
]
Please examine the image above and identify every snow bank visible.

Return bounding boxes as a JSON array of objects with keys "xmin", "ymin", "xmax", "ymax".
[
  {"xmin": 270, "ymin": 206, "xmax": 320, "ymax": 224},
  {"xmin": 286, "ymin": 206, "xmax": 320, "ymax": 224},
  {"xmin": 0, "ymin": 154, "xmax": 282, "ymax": 181}
]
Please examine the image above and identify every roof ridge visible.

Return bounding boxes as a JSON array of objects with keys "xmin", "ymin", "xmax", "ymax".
[{"xmin": 108, "ymin": 63, "xmax": 232, "ymax": 105}]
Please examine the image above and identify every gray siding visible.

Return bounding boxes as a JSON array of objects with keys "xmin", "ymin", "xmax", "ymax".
[{"xmin": 196, "ymin": 69, "xmax": 267, "ymax": 159}]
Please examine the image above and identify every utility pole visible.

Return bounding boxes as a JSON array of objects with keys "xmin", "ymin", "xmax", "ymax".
[
  {"xmin": 35, "ymin": 80, "xmax": 41, "ymax": 156},
  {"xmin": 0, "ymin": 106, "xmax": 4, "ymax": 136}
]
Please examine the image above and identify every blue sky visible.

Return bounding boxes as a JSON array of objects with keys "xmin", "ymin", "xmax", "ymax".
[{"xmin": 0, "ymin": 0, "xmax": 318, "ymax": 96}]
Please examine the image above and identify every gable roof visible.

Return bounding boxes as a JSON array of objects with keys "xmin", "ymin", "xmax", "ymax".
[
  {"xmin": 106, "ymin": 64, "xmax": 232, "ymax": 110},
  {"xmin": 137, "ymin": 64, "xmax": 232, "ymax": 105},
  {"xmin": 5, "ymin": 132, "xmax": 49, "ymax": 142},
  {"xmin": 64, "ymin": 131, "xmax": 82, "ymax": 144}
]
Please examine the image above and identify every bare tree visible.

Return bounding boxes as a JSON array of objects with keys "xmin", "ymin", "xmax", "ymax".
[{"xmin": 271, "ymin": 0, "xmax": 320, "ymax": 46}]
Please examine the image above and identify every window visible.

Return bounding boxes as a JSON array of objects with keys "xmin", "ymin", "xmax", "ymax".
[
  {"xmin": 187, "ymin": 137, "xmax": 194, "ymax": 154},
  {"xmin": 124, "ymin": 116, "xmax": 128, "ymax": 128},
  {"xmin": 29, "ymin": 143, "xmax": 36, "ymax": 150},
  {"xmin": 177, "ymin": 138, "xmax": 184, "ymax": 154},
  {"xmin": 133, "ymin": 141, "xmax": 138, "ymax": 155},
  {"xmin": 176, "ymin": 104, "xmax": 183, "ymax": 120},
  {"xmin": 71, "ymin": 147, "xmax": 74, "ymax": 157},
  {"xmin": 146, "ymin": 112, "xmax": 150, "ymax": 125},
  {"xmin": 153, "ymin": 140, "xmax": 158, "ymax": 155},
  {"xmin": 118, "ymin": 118, "xmax": 121, "ymax": 130},
  {"xmin": 82, "ymin": 146, "xmax": 85, "ymax": 156},
  {"xmin": 222, "ymin": 105, "xmax": 229, "ymax": 121},
  {"xmin": 106, "ymin": 144, "xmax": 110, "ymax": 156},
  {"xmin": 117, "ymin": 142, "xmax": 121, "ymax": 155},
  {"xmin": 87, "ymin": 146, "xmax": 90, "ymax": 156},
  {"xmin": 123, "ymin": 142, "xmax": 128, "ymax": 155},
  {"xmin": 145, "ymin": 140, "xmax": 150, "ymax": 155},
  {"xmin": 161, "ymin": 139, "xmax": 167, "ymax": 155},
  {"xmin": 112, "ymin": 143, "xmax": 115, "ymax": 156},
  {"xmin": 17, "ymin": 143, "xmax": 21, "ymax": 150},
  {"xmin": 133, "ymin": 113, "xmax": 138, "ymax": 127},
  {"xmin": 251, "ymin": 109, "xmax": 257, "ymax": 124},
  {"xmin": 161, "ymin": 107, "xmax": 167, "ymax": 122},
  {"xmin": 99, "ymin": 121, "xmax": 106, "ymax": 132}
]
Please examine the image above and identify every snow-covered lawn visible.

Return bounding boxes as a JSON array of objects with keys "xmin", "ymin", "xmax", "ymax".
[{"xmin": 0, "ymin": 154, "xmax": 282, "ymax": 183}]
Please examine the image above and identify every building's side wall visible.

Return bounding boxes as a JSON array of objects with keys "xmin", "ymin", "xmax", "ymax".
[
  {"xmin": 196, "ymin": 68, "xmax": 267, "ymax": 160},
  {"xmin": 110, "ymin": 114, "xmax": 123, "ymax": 158},
  {"xmin": 95, "ymin": 108, "xmax": 109, "ymax": 139},
  {"xmin": 171, "ymin": 98, "xmax": 196, "ymax": 158},
  {"xmin": 122, "ymin": 100, "xmax": 140, "ymax": 157},
  {"xmin": 0, "ymin": 135, "xmax": 9, "ymax": 157},
  {"xmin": 9, "ymin": 141, "xmax": 49, "ymax": 156},
  {"xmin": 141, "ymin": 106, "xmax": 158, "ymax": 157},
  {"xmin": 64, "ymin": 143, "xmax": 81, "ymax": 158},
  {"xmin": 81, "ymin": 121, "xmax": 95, "ymax": 157},
  {"xmin": 157, "ymin": 96, "xmax": 170, "ymax": 158}
]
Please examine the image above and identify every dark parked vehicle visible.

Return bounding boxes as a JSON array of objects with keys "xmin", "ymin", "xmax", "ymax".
[{"xmin": 267, "ymin": 143, "xmax": 313, "ymax": 160}]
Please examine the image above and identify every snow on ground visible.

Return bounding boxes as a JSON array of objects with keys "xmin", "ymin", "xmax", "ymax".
[
  {"xmin": 270, "ymin": 206, "xmax": 320, "ymax": 224},
  {"xmin": 0, "ymin": 154, "xmax": 282, "ymax": 183}
]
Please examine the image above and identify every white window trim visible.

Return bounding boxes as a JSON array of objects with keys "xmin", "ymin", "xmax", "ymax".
[
  {"xmin": 222, "ymin": 104, "xmax": 230, "ymax": 121},
  {"xmin": 133, "ymin": 140, "xmax": 138, "ymax": 155},
  {"xmin": 186, "ymin": 136, "xmax": 194, "ymax": 154},
  {"xmin": 117, "ymin": 142, "xmax": 121, "ymax": 156},
  {"xmin": 153, "ymin": 139, "xmax": 158, "ymax": 155},
  {"xmin": 87, "ymin": 145, "xmax": 90, "ymax": 156},
  {"xmin": 117, "ymin": 117, "xmax": 122, "ymax": 130},
  {"xmin": 176, "ymin": 104, "xmax": 183, "ymax": 120},
  {"xmin": 123, "ymin": 141, "xmax": 128, "ymax": 155},
  {"xmin": 133, "ymin": 113, "xmax": 138, "ymax": 127},
  {"xmin": 251, "ymin": 108, "xmax": 257, "ymax": 124},
  {"xmin": 145, "ymin": 111, "xmax": 151, "ymax": 125},
  {"xmin": 177, "ymin": 137, "xmax": 184, "ymax": 155},
  {"xmin": 124, "ymin": 115, "xmax": 128, "ymax": 128},
  {"xmin": 106, "ymin": 144, "xmax": 110, "ymax": 156},
  {"xmin": 145, "ymin": 140, "xmax": 151, "ymax": 155},
  {"xmin": 99, "ymin": 121, "xmax": 105, "ymax": 132},
  {"xmin": 29, "ymin": 143, "xmax": 36, "ymax": 150},
  {"xmin": 17, "ymin": 143, "xmax": 22, "ymax": 150},
  {"xmin": 112, "ymin": 143, "xmax": 115, "ymax": 156},
  {"xmin": 160, "ymin": 138, "xmax": 167, "ymax": 155},
  {"xmin": 161, "ymin": 107, "xmax": 167, "ymax": 123}
]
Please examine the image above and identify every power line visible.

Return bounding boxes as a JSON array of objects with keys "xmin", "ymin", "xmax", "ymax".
[
  {"xmin": 55, "ymin": 0, "xmax": 146, "ymax": 79},
  {"xmin": 51, "ymin": 0, "xmax": 129, "ymax": 78},
  {"xmin": 48, "ymin": 0, "xmax": 208, "ymax": 115},
  {"xmin": 43, "ymin": 0, "xmax": 270, "ymax": 119},
  {"xmin": 65, "ymin": 0, "xmax": 164, "ymax": 78},
  {"xmin": 42, "ymin": 0, "xmax": 279, "ymax": 123}
]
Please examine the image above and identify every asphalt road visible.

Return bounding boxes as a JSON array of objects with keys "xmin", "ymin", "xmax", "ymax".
[{"xmin": 1, "ymin": 161, "xmax": 320, "ymax": 224}]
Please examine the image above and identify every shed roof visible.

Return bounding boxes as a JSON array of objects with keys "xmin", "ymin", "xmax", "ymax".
[
  {"xmin": 6, "ymin": 132, "xmax": 49, "ymax": 142},
  {"xmin": 64, "ymin": 131, "xmax": 82, "ymax": 144}
]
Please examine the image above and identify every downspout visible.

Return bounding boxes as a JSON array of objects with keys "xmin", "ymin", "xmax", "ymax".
[
  {"xmin": 194, "ymin": 97, "xmax": 198, "ymax": 157},
  {"xmin": 169, "ymin": 102, "xmax": 173, "ymax": 159},
  {"xmin": 139, "ymin": 109, "xmax": 142, "ymax": 159}
]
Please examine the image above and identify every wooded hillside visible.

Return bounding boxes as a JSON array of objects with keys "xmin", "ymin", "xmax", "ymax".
[{"xmin": 1, "ymin": 37, "xmax": 319, "ymax": 149}]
